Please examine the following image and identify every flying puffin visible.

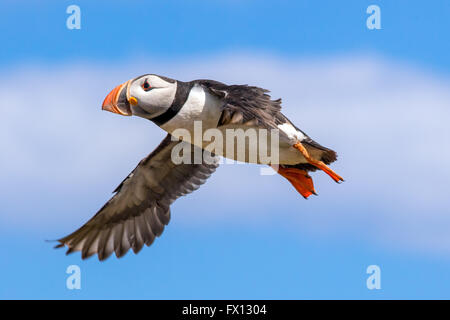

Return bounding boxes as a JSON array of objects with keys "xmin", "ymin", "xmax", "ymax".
[{"xmin": 56, "ymin": 74, "xmax": 343, "ymax": 260}]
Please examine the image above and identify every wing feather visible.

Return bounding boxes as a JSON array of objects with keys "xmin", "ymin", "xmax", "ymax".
[
  {"xmin": 197, "ymin": 80, "xmax": 283, "ymax": 128},
  {"xmin": 56, "ymin": 134, "xmax": 219, "ymax": 260}
]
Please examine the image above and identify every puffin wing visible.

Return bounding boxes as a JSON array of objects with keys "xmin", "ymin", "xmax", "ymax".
[
  {"xmin": 198, "ymin": 80, "xmax": 338, "ymax": 165},
  {"xmin": 197, "ymin": 80, "xmax": 284, "ymax": 128},
  {"xmin": 56, "ymin": 134, "xmax": 219, "ymax": 260}
]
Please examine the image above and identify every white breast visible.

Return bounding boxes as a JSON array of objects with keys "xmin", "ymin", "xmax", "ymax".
[{"xmin": 161, "ymin": 85, "xmax": 223, "ymax": 135}]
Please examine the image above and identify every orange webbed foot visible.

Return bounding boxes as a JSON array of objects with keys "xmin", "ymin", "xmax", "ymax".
[{"xmin": 274, "ymin": 165, "xmax": 317, "ymax": 199}]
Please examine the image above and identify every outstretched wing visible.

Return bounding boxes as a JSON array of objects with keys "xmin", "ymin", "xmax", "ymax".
[{"xmin": 56, "ymin": 134, "xmax": 219, "ymax": 260}]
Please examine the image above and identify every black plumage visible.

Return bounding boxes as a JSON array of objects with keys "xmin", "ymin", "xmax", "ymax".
[
  {"xmin": 196, "ymin": 79, "xmax": 337, "ymax": 166},
  {"xmin": 56, "ymin": 134, "xmax": 219, "ymax": 260}
]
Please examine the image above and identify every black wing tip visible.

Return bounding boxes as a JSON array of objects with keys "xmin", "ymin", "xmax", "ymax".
[
  {"xmin": 54, "ymin": 243, "xmax": 64, "ymax": 249},
  {"xmin": 50, "ymin": 237, "xmax": 67, "ymax": 249},
  {"xmin": 53, "ymin": 242, "xmax": 80, "ymax": 257},
  {"xmin": 46, "ymin": 238, "xmax": 62, "ymax": 247},
  {"xmin": 54, "ymin": 241, "xmax": 113, "ymax": 261},
  {"xmin": 114, "ymin": 249, "xmax": 129, "ymax": 259}
]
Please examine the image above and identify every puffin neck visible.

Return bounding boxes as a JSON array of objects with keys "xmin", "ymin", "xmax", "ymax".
[{"xmin": 150, "ymin": 81, "xmax": 195, "ymax": 127}]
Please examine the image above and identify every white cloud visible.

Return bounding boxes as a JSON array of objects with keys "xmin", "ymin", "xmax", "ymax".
[{"xmin": 1, "ymin": 54, "xmax": 450, "ymax": 255}]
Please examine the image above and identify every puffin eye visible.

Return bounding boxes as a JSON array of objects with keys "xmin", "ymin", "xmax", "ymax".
[{"xmin": 141, "ymin": 79, "xmax": 151, "ymax": 91}]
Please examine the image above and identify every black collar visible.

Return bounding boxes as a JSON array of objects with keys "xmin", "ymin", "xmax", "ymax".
[{"xmin": 150, "ymin": 81, "xmax": 194, "ymax": 126}]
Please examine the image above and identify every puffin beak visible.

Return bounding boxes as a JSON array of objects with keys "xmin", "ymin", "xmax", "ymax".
[{"xmin": 102, "ymin": 81, "xmax": 133, "ymax": 116}]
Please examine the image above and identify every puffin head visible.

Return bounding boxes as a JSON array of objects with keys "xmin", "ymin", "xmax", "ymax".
[{"xmin": 102, "ymin": 74, "xmax": 177, "ymax": 119}]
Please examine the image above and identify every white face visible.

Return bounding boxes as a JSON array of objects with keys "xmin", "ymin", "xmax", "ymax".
[{"xmin": 128, "ymin": 75, "xmax": 177, "ymax": 119}]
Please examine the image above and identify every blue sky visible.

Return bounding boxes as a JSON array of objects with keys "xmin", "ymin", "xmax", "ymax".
[
  {"xmin": 1, "ymin": 0, "xmax": 449, "ymax": 71},
  {"xmin": 1, "ymin": 0, "xmax": 450, "ymax": 299}
]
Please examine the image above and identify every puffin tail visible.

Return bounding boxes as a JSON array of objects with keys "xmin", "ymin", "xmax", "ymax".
[{"xmin": 274, "ymin": 166, "xmax": 317, "ymax": 199}]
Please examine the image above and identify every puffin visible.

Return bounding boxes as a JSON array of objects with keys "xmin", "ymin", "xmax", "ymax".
[{"xmin": 56, "ymin": 74, "xmax": 343, "ymax": 260}]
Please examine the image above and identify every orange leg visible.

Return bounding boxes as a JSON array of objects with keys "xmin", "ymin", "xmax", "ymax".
[{"xmin": 293, "ymin": 142, "xmax": 344, "ymax": 183}]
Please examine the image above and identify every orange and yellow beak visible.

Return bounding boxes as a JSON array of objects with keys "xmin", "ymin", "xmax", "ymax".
[{"xmin": 102, "ymin": 81, "xmax": 134, "ymax": 116}]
